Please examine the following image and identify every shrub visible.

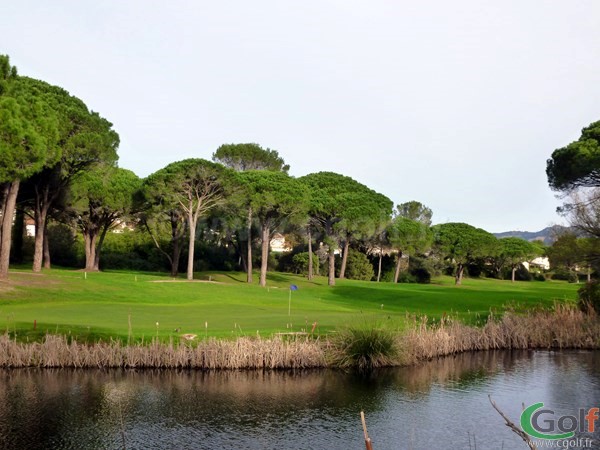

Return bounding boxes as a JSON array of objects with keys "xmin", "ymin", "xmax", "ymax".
[
  {"xmin": 578, "ymin": 281, "xmax": 600, "ymax": 313},
  {"xmin": 412, "ymin": 267, "xmax": 431, "ymax": 284},
  {"xmin": 344, "ymin": 249, "xmax": 374, "ymax": 281},
  {"xmin": 513, "ymin": 265, "xmax": 533, "ymax": 282},
  {"xmin": 396, "ymin": 271, "xmax": 417, "ymax": 283},
  {"xmin": 290, "ymin": 252, "xmax": 319, "ymax": 276},
  {"xmin": 550, "ymin": 268, "xmax": 579, "ymax": 283},
  {"xmin": 330, "ymin": 324, "xmax": 398, "ymax": 370},
  {"xmin": 532, "ymin": 272, "xmax": 546, "ymax": 282}
]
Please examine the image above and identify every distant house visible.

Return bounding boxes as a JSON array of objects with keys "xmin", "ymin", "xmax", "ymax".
[
  {"xmin": 25, "ymin": 218, "xmax": 35, "ymax": 237},
  {"xmin": 270, "ymin": 233, "xmax": 291, "ymax": 253},
  {"xmin": 522, "ymin": 257, "xmax": 550, "ymax": 271}
]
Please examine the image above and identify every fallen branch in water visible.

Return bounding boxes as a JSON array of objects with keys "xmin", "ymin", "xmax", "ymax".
[
  {"xmin": 488, "ymin": 395, "xmax": 537, "ymax": 450},
  {"xmin": 360, "ymin": 411, "xmax": 374, "ymax": 450}
]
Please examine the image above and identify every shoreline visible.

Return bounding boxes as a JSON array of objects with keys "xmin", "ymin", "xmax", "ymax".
[{"xmin": 1, "ymin": 305, "xmax": 598, "ymax": 370}]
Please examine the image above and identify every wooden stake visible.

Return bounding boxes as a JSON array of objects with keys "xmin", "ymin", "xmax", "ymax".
[{"xmin": 361, "ymin": 411, "xmax": 374, "ymax": 450}]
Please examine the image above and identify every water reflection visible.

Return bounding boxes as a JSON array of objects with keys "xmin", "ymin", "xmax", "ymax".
[{"xmin": 0, "ymin": 350, "xmax": 598, "ymax": 449}]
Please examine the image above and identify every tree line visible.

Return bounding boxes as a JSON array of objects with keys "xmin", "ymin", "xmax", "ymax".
[{"xmin": 1, "ymin": 55, "xmax": 596, "ymax": 286}]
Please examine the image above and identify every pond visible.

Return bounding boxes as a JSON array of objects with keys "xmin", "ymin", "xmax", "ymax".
[{"xmin": 0, "ymin": 350, "xmax": 598, "ymax": 449}]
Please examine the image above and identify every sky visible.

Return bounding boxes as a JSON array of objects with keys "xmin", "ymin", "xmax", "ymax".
[{"xmin": 2, "ymin": 1, "xmax": 600, "ymax": 232}]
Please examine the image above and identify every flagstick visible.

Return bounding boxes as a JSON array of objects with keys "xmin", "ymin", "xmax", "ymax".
[{"xmin": 288, "ymin": 289, "xmax": 291, "ymax": 316}]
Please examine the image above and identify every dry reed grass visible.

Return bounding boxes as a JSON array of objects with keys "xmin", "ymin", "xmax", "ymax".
[
  {"xmin": 0, "ymin": 304, "xmax": 598, "ymax": 369},
  {"xmin": 401, "ymin": 304, "xmax": 600, "ymax": 365},
  {"xmin": 0, "ymin": 335, "xmax": 326, "ymax": 369}
]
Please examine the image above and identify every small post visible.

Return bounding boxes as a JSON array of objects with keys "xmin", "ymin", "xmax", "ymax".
[
  {"xmin": 361, "ymin": 411, "xmax": 374, "ymax": 450},
  {"xmin": 33, "ymin": 319, "xmax": 37, "ymax": 330}
]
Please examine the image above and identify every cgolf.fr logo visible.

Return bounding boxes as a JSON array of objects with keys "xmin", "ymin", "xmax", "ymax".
[{"xmin": 520, "ymin": 402, "xmax": 599, "ymax": 440}]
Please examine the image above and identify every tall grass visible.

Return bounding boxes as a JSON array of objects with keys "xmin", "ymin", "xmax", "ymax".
[
  {"xmin": 0, "ymin": 304, "xmax": 598, "ymax": 370},
  {"xmin": 329, "ymin": 325, "xmax": 398, "ymax": 370},
  {"xmin": 401, "ymin": 304, "xmax": 600, "ymax": 365},
  {"xmin": 0, "ymin": 335, "xmax": 326, "ymax": 369}
]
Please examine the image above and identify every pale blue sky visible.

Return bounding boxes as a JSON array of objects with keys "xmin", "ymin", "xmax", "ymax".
[{"xmin": 3, "ymin": 1, "xmax": 600, "ymax": 232}]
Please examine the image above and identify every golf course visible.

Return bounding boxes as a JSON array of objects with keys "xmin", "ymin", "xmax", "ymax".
[{"xmin": 0, "ymin": 268, "xmax": 579, "ymax": 343}]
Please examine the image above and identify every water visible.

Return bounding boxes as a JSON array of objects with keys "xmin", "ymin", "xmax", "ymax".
[{"xmin": 0, "ymin": 350, "xmax": 598, "ymax": 449}]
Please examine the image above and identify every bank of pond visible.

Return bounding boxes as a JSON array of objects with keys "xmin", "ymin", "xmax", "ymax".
[{"xmin": 1, "ymin": 304, "xmax": 598, "ymax": 370}]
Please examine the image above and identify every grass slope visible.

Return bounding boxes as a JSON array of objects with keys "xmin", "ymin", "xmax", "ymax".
[{"xmin": 0, "ymin": 269, "xmax": 579, "ymax": 342}]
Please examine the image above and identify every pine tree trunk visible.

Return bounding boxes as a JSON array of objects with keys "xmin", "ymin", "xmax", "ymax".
[
  {"xmin": 246, "ymin": 207, "xmax": 253, "ymax": 284},
  {"xmin": 32, "ymin": 186, "xmax": 52, "ymax": 273},
  {"xmin": 171, "ymin": 241, "xmax": 181, "ymax": 277},
  {"xmin": 393, "ymin": 253, "xmax": 402, "ymax": 283},
  {"xmin": 32, "ymin": 205, "xmax": 50, "ymax": 272},
  {"xmin": 339, "ymin": 239, "xmax": 349, "ymax": 279},
  {"xmin": 377, "ymin": 249, "xmax": 383, "ymax": 282},
  {"xmin": 307, "ymin": 228, "xmax": 313, "ymax": 281},
  {"xmin": 0, "ymin": 180, "xmax": 20, "ymax": 279},
  {"xmin": 93, "ymin": 224, "xmax": 110, "ymax": 271},
  {"xmin": 328, "ymin": 249, "xmax": 336, "ymax": 286},
  {"xmin": 11, "ymin": 207, "xmax": 25, "ymax": 264},
  {"xmin": 187, "ymin": 215, "xmax": 196, "ymax": 281},
  {"xmin": 511, "ymin": 266, "xmax": 516, "ymax": 283},
  {"xmin": 455, "ymin": 264, "xmax": 464, "ymax": 285},
  {"xmin": 43, "ymin": 221, "xmax": 51, "ymax": 269},
  {"xmin": 83, "ymin": 232, "xmax": 97, "ymax": 272},
  {"xmin": 259, "ymin": 223, "xmax": 270, "ymax": 287}
]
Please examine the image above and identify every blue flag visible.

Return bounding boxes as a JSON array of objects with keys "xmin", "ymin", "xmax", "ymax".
[{"xmin": 290, "ymin": 284, "xmax": 299, "ymax": 291}]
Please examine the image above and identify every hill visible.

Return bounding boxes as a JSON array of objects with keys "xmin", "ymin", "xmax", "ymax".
[{"xmin": 493, "ymin": 225, "xmax": 568, "ymax": 244}]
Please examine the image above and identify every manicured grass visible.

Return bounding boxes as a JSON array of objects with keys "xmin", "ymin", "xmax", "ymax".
[{"xmin": 0, "ymin": 268, "xmax": 579, "ymax": 342}]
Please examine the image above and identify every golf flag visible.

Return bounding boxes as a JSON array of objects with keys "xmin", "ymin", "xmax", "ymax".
[{"xmin": 290, "ymin": 284, "xmax": 299, "ymax": 291}]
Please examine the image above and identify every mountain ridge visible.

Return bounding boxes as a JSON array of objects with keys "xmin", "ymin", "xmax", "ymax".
[{"xmin": 493, "ymin": 225, "xmax": 568, "ymax": 244}]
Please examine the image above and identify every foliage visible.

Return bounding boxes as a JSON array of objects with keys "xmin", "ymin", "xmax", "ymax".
[
  {"xmin": 0, "ymin": 55, "xmax": 61, "ymax": 278},
  {"xmin": 0, "ymin": 72, "xmax": 60, "ymax": 184},
  {"xmin": 212, "ymin": 143, "xmax": 290, "ymax": 172},
  {"xmin": 299, "ymin": 171, "xmax": 392, "ymax": 286},
  {"xmin": 236, "ymin": 171, "xmax": 309, "ymax": 286},
  {"xmin": 578, "ymin": 281, "xmax": 600, "ymax": 313},
  {"xmin": 69, "ymin": 166, "xmax": 141, "ymax": 270},
  {"xmin": 433, "ymin": 222, "xmax": 499, "ymax": 285},
  {"xmin": 547, "ymin": 120, "xmax": 600, "ymax": 191},
  {"xmin": 494, "ymin": 237, "xmax": 541, "ymax": 281},
  {"xmin": 387, "ymin": 217, "xmax": 432, "ymax": 255},
  {"xmin": 395, "ymin": 201, "xmax": 433, "ymax": 226},
  {"xmin": 547, "ymin": 233, "xmax": 587, "ymax": 274},
  {"xmin": 47, "ymin": 223, "xmax": 79, "ymax": 267},
  {"xmin": 290, "ymin": 252, "xmax": 320, "ymax": 275},
  {"xmin": 342, "ymin": 249, "xmax": 375, "ymax": 281},
  {"xmin": 148, "ymin": 158, "xmax": 233, "ymax": 280},
  {"xmin": 330, "ymin": 323, "xmax": 398, "ymax": 370}
]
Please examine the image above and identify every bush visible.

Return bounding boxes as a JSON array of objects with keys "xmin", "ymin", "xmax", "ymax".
[
  {"xmin": 412, "ymin": 267, "xmax": 431, "ymax": 284},
  {"xmin": 513, "ymin": 265, "xmax": 533, "ymax": 281},
  {"xmin": 551, "ymin": 268, "xmax": 580, "ymax": 283},
  {"xmin": 48, "ymin": 224, "xmax": 79, "ymax": 267},
  {"xmin": 396, "ymin": 271, "xmax": 417, "ymax": 283},
  {"xmin": 330, "ymin": 324, "xmax": 398, "ymax": 370},
  {"xmin": 290, "ymin": 252, "xmax": 319, "ymax": 276},
  {"xmin": 532, "ymin": 272, "xmax": 546, "ymax": 282},
  {"xmin": 344, "ymin": 249, "xmax": 374, "ymax": 281},
  {"xmin": 578, "ymin": 281, "xmax": 600, "ymax": 313}
]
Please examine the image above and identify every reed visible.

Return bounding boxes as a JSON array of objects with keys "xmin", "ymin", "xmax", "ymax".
[
  {"xmin": 328, "ymin": 324, "xmax": 398, "ymax": 370},
  {"xmin": 0, "ymin": 334, "xmax": 326, "ymax": 369},
  {"xmin": 0, "ymin": 305, "xmax": 598, "ymax": 370},
  {"xmin": 400, "ymin": 304, "xmax": 600, "ymax": 366}
]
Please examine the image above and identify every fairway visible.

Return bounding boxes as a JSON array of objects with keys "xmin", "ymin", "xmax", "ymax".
[{"xmin": 0, "ymin": 269, "xmax": 579, "ymax": 342}]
